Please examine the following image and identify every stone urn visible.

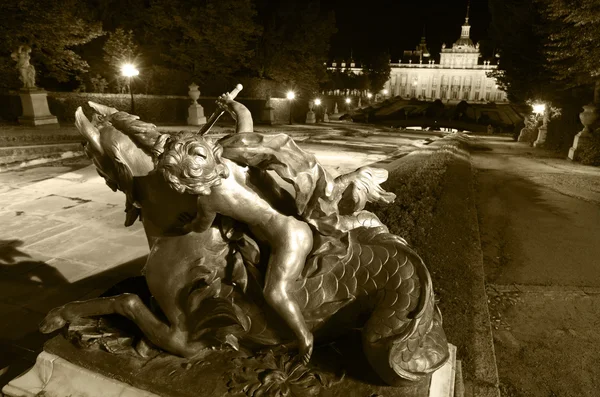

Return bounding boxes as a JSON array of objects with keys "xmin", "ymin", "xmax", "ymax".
[
  {"xmin": 188, "ymin": 83, "xmax": 200, "ymax": 104},
  {"xmin": 579, "ymin": 104, "xmax": 598, "ymax": 135},
  {"xmin": 187, "ymin": 83, "xmax": 206, "ymax": 125}
]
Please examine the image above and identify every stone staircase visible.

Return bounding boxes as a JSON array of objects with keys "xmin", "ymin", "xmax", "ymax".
[{"xmin": 0, "ymin": 124, "xmax": 85, "ymax": 170}]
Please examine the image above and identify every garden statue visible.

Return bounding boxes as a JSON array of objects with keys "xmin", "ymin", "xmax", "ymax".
[
  {"xmin": 11, "ymin": 45, "xmax": 36, "ymax": 89},
  {"xmin": 40, "ymin": 84, "xmax": 449, "ymax": 389}
]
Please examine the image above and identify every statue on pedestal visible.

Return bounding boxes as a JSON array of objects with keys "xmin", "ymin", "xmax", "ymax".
[
  {"xmin": 11, "ymin": 45, "xmax": 36, "ymax": 89},
  {"xmin": 40, "ymin": 85, "xmax": 449, "ymax": 389},
  {"xmin": 306, "ymin": 100, "xmax": 316, "ymax": 124}
]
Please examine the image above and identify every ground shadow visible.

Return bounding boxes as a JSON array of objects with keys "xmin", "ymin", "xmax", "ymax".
[
  {"xmin": 0, "ymin": 249, "xmax": 148, "ymax": 389},
  {"xmin": 0, "ymin": 239, "xmax": 69, "ymax": 286}
]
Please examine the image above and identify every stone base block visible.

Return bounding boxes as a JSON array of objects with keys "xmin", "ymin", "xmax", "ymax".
[
  {"xmin": 261, "ymin": 108, "xmax": 274, "ymax": 125},
  {"xmin": 187, "ymin": 104, "xmax": 207, "ymax": 126},
  {"xmin": 2, "ymin": 351, "xmax": 160, "ymax": 397},
  {"xmin": 3, "ymin": 335, "xmax": 457, "ymax": 397},
  {"xmin": 306, "ymin": 110, "xmax": 316, "ymax": 124},
  {"xmin": 18, "ymin": 115, "xmax": 59, "ymax": 126},
  {"xmin": 568, "ymin": 131, "xmax": 593, "ymax": 161},
  {"xmin": 18, "ymin": 89, "xmax": 58, "ymax": 126},
  {"xmin": 533, "ymin": 126, "xmax": 547, "ymax": 148}
]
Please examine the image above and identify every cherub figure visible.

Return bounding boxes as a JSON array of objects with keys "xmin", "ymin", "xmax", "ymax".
[
  {"xmin": 11, "ymin": 45, "xmax": 36, "ymax": 89},
  {"xmin": 152, "ymin": 93, "xmax": 315, "ymax": 363}
]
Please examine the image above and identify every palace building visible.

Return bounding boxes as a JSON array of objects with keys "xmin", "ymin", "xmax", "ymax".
[{"xmin": 327, "ymin": 4, "xmax": 507, "ymax": 103}]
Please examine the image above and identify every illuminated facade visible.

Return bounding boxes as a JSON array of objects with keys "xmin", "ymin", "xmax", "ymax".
[
  {"xmin": 385, "ymin": 7, "xmax": 507, "ymax": 103},
  {"xmin": 326, "ymin": 5, "xmax": 507, "ymax": 103}
]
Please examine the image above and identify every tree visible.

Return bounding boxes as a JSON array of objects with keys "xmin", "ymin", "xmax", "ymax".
[
  {"xmin": 0, "ymin": 0, "xmax": 103, "ymax": 89},
  {"xmin": 103, "ymin": 28, "xmax": 140, "ymax": 92},
  {"xmin": 536, "ymin": 0, "xmax": 600, "ymax": 103},
  {"xmin": 103, "ymin": 29, "xmax": 139, "ymax": 71},
  {"xmin": 251, "ymin": 0, "xmax": 337, "ymax": 94},
  {"xmin": 144, "ymin": 0, "xmax": 261, "ymax": 85},
  {"xmin": 362, "ymin": 51, "xmax": 391, "ymax": 94},
  {"xmin": 488, "ymin": 0, "xmax": 554, "ymax": 103}
]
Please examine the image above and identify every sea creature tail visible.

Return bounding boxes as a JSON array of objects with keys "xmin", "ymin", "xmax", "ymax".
[{"xmin": 361, "ymin": 237, "xmax": 449, "ymax": 385}]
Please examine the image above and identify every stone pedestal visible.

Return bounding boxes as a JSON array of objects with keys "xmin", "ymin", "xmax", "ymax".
[
  {"xmin": 3, "ymin": 336, "xmax": 458, "ymax": 397},
  {"xmin": 187, "ymin": 104, "xmax": 207, "ymax": 126},
  {"xmin": 568, "ymin": 131, "xmax": 593, "ymax": 160},
  {"xmin": 323, "ymin": 112, "xmax": 330, "ymax": 122},
  {"xmin": 187, "ymin": 83, "xmax": 207, "ymax": 126},
  {"xmin": 2, "ymin": 351, "xmax": 160, "ymax": 397},
  {"xmin": 261, "ymin": 107, "xmax": 274, "ymax": 125},
  {"xmin": 261, "ymin": 97, "xmax": 275, "ymax": 125},
  {"xmin": 533, "ymin": 125, "xmax": 547, "ymax": 147},
  {"xmin": 18, "ymin": 89, "xmax": 58, "ymax": 126},
  {"xmin": 568, "ymin": 104, "xmax": 598, "ymax": 161}
]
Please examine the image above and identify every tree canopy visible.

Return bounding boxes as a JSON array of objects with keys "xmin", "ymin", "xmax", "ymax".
[
  {"xmin": 362, "ymin": 51, "xmax": 392, "ymax": 94},
  {"xmin": 488, "ymin": 0, "xmax": 553, "ymax": 103},
  {"xmin": 535, "ymin": 0, "xmax": 600, "ymax": 103},
  {"xmin": 0, "ymin": 0, "xmax": 339, "ymax": 96},
  {"xmin": 251, "ymin": 0, "xmax": 337, "ymax": 95},
  {"xmin": 0, "ymin": 0, "xmax": 103, "ymax": 89}
]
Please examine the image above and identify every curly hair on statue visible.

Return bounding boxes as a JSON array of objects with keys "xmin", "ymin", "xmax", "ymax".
[{"xmin": 155, "ymin": 132, "xmax": 230, "ymax": 196}]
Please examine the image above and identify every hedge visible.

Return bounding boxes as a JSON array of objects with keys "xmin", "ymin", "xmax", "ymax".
[{"xmin": 0, "ymin": 92, "xmax": 311, "ymax": 125}]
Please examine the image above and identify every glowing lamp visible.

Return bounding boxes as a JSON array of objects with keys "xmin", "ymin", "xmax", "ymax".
[
  {"xmin": 314, "ymin": 98, "xmax": 322, "ymax": 106},
  {"xmin": 532, "ymin": 103, "xmax": 546, "ymax": 115},
  {"xmin": 121, "ymin": 63, "xmax": 139, "ymax": 77},
  {"xmin": 345, "ymin": 98, "xmax": 351, "ymax": 104},
  {"xmin": 286, "ymin": 91, "xmax": 295, "ymax": 100}
]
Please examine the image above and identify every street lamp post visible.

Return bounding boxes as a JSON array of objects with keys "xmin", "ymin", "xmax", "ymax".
[
  {"xmin": 287, "ymin": 91, "xmax": 295, "ymax": 125},
  {"xmin": 121, "ymin": 63, "xmax": 139, "ymax": 114},
  {"xmin": 532, "ymin": 102, "xmax": 548, "ymax": 148}
]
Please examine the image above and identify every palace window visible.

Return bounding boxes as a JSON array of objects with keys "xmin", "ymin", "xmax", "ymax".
[
  {"xmin": 421, "ymin": 89, "xmax": 426, "ymax": 98},
  {"xmin": 485, "ymin": 92, "xmax": 491, "ymax": 101},
  {"xmin": 431, "ymin": 90, "xmax": 437, "ymax": 98},
  {"xmin": 496, "ymin": 92, "xmax": 503, "ymax": 101},
  {"xmin": 463, "ymin": 91, "xmax": 469, "ymax": 100},
  {"xmin": 474, "ymin": 92, "xmax": 480, "ymax": 100}
]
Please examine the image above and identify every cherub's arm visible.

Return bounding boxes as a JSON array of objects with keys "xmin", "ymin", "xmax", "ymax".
[
  {"xmin": 184, "ymin": 199, "xmax": 218, "ymax": 233},
  {"xmin": 216, "ymin": 93, "xmax": 253, "ymax": 133}
]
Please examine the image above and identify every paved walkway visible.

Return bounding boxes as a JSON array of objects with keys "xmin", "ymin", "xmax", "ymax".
[
  {"xmin": 0, "ymin": 125, "xmax": 432, "ymax": 388},
  {"xmin": 472, "ymin": 135, "xmax": 600, "ymax": 396}
]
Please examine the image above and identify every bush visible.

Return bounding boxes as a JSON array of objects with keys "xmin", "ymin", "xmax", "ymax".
[
  {"xmin": 578, "ymin": 133, "xmax": 600, "ymax": 166},
  {"xmin": 366, "ymin": 137, "xmax": 466, "ymax": 247}
]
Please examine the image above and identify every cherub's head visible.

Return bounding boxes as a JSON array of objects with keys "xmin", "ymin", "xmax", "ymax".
[{"xmin": 156, "ymin": 132, "xmax": 230, "ymax": 195}]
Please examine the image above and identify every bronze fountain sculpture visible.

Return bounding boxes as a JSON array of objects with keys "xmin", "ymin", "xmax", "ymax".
[{"xmin": 39, "ymin": 85, "xmax": 449, "ymax": 390}]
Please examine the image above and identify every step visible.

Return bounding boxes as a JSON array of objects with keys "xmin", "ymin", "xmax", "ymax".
[{"xmin": 0, "ymin": 142, "xmax": 85, "ymax": 168}]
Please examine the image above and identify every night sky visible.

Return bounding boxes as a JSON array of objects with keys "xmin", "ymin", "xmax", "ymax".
[{"xmin": 322, "ymin": 0, "xmax": 491, "ymax": 61}]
